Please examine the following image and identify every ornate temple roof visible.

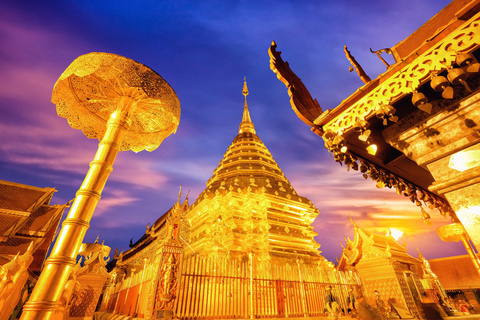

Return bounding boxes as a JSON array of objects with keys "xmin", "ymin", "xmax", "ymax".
[
  {"xmin": 113, "ymin": 191, "xmax": 189, "ymax": 265},
  {"xmin": 429, "ymin": 254, "xmax": 480, "ymax": 290},
  {"xmin": 0, "ymin": 180, "xmax": 66, "ymax": 272},
  {"xmin": 268, "ymin": 0, "xmax": 480, "ymax": 220},
  {"xmin": 338, "ymin": 220, "xmax": 420, "ymax": 269}
]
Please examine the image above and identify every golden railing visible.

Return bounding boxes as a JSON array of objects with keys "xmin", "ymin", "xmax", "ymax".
[{"xmin": 103, "ymin": 254, "xmax": 362, "ymax": 319}]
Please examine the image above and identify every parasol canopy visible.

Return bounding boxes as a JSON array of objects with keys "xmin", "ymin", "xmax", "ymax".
[{"xmin": 52, "ymin": 52, "xmax": 180, "ymax": 152}]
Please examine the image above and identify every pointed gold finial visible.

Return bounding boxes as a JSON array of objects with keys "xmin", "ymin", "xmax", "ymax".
[
  {"xmin": 243, "ymin": 77, "xmax": 249, "ymax": 98},
  {"xmin": 239, "ymin": 77, "xmax": 256, "ymax": 134}
]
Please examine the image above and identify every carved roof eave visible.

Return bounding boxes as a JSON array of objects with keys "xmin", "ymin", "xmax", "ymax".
[{"xmin": 318, "ymin": 11, "xmax": 480, "ymax": 133}]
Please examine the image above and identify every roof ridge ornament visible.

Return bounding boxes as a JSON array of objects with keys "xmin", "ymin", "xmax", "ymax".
[{"xmin": 268, "ymin": 41, "xmax": 323, "ymax": 133}]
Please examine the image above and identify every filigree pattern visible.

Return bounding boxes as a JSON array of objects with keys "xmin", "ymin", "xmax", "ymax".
[
  {"xmin": 52, "ymin": 52, "xmax": 180, "ymax": 152},
  {"xmin": 324, "ymin": 14, "xmax": 480, "ymax": 133},
  {"xmin": 436, "ymin": 222, "xmax": 466, "ymax": 242}
]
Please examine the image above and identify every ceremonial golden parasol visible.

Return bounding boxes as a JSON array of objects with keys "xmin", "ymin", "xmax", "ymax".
[{"xmin": 21, "ymin": 52, "xmax": 180, "ymax": 319}]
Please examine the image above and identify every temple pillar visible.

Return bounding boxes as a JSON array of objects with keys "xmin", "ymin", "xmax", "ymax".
[{"xmin": 385, "ymin": 91, "xmax": 480, "ymax": 252}]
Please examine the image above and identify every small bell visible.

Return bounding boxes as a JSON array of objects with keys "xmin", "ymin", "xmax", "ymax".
[
  {"xmin": 384, "ymin": 104, "xmax": 396, "ymax": 117},
  {"xmin": 411, "ymin": 91, "xmax": 432, "ymax": 114},
  {"xmin": 448, "ymin": 67, "xmax": 471, "ymax": 92},
  {"xmin": 456, "ymin": 52, "xmax": 474, "ymax": 67},
  {"xmin": 448, "ymin": 67, "xmax": 467, "ymax": 85},
  {"xmin": 359, "ymin": 161, "xmax": 368, "ymax": 173},
  {"xmin": 457, "ymin": 52, "xmax": 480, "ymax": 75},
  {"xmin": 417, "ymin": 189, "xmax": 425, "ymax": 201},
  {"xmin": 333, "ymin": 134, "xmax": 346, "ymax": 146},
  {"xmin": 353, "ymin": 119, "xmax": 364, "ymax": 132},
  {"xmin": 431, "ymin": 75, "xmax": 454, "ymax": 99},
  {"xmin": 376, "ymin": 108, "xmax": 385, "ymax": 118},
  {"xmin": 421, "ymin": 207, "xmax": 431, "ymax": 225},
  {"xmin": 411, "ymin": 92, "xmax": 427, "ymax": 107}
]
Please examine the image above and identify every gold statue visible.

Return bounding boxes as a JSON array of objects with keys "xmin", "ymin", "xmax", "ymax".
[{"xmin": 0, "ymin": 243, "xmax": 34, "ymax": 320}]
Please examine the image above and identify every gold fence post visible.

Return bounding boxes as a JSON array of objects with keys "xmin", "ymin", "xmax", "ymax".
[{"xmin": 249, "ymin": 252, "xmax": 255, "ymax": 319}]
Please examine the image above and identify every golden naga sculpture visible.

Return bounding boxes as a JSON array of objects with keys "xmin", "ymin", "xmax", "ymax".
[
  {"xmin": 56, "ymin": 263, "xmax": 82, "ymax": 320},
  {"xmin": 268, "ymin": 41, "xmax": 323, "ymax": 133},
  {"xmin": 0, "ymin": 242, "xmax": 34, "ymax": 320}
]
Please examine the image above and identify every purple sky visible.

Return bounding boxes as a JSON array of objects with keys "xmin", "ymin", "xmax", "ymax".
[{"xmin": 1, "ymin": 0, "xmax": 466, "ymax": 263}]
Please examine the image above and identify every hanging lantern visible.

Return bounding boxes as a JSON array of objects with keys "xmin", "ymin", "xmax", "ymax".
[{"xmin": 431, "ymin": 75, "xmax": 454, "ymax": 99}]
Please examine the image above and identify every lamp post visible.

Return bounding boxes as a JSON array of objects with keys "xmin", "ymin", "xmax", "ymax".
[{"xmin": 21, "ymin": 52, "xmax": 180, "ymax": 320}]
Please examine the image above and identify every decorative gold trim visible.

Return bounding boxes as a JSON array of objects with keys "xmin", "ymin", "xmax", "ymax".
[{"xmin": 324, "ymin": 13, "xmax": 480, "ymax": 133}]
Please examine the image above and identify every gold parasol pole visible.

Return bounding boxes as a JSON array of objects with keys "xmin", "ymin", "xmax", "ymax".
[
  {"xmin": 21, "ymin": 108, "xmax": 132, "ymax": 319},
  {"xmin": 21, "ymin": 52, "xmax": 180, "ymax": 320}
]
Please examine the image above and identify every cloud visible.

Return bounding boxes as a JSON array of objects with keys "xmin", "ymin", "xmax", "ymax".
[
  {"xmin": 284, "ymin": 159, "xmax": 454, "ymax": 259},
  {"xmin": 93, "ymin": 189, "xmax": 140, "ymax": 218}
]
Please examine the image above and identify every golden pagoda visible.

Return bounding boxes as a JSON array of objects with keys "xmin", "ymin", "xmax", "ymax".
[
  {"xmin": 185, "ymin": 79, "xmax": 325, "ymax": 265},
  {"xmin": 95, "ymin": 80, "xmax": 365, "ymax": 320}
]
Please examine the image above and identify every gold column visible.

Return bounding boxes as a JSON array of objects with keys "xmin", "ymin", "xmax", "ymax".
[
  {"xmin": 21, "ymin": 52, "xmax": 180, "ymax": 320},
  {"xmin": 21, "ymin": 110, "xmax": 131, "ymax": 319}
]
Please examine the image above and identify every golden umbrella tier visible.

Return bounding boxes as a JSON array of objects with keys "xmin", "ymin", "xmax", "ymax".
[{"xmin": 52, "ymin": 52, "xmax": 180, "ymax": 152}]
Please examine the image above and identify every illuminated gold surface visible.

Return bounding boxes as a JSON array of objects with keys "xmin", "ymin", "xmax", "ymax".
[
  {"xmin": 338, "ymin": 221, "xmax": 426, "ymax": 319},
  {"xmin": 322, "ymin": 13, "xmax": 480, "ymax": 133},
  {"xmin": 437, "ymin": 223, "xmax": 480, "ymax": 276},
  {"xmin": 186, "ymin": 80, "xmax": 325, "ymax": 265},
  {"xmin": 103, "ymin": 250, "xmax": 361, "ymax": 319},
  {"xmin": 449, "ymin": 149, "xmax": 480, "ymax": 172},
  {"xmin": 21, "ymin": 53, "xmax": 180, "ymax": 320},
  {"xmin": 0, "ymin": 242, "xmax": 33, "ymax": 320},
  {"xmin": 53, "ymin": 52, "xmax": 180, "ymax": 152},
  {"xmin": 68, "ymin": 242, "xmax": 111, "ymax": 318},
  {"xmin": 97, "ymin": 81, "xmax": 361, "ymax": 320}
]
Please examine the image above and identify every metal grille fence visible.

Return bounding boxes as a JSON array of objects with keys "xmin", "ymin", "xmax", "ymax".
[{"xmin": 175, "ymin": 255, "xmax": 362, "ymax": 319}]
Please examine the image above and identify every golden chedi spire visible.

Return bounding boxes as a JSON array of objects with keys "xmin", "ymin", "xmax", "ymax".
[
  {"xmin": 186, "ymin": 78, "xmax": 327, "ymax": 266},
  {"xmin": 239, "ymin": 77, "xmax": 256, "ymax": 134}
]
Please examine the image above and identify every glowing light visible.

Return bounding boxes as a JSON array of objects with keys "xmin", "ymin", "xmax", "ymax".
[
  {"xmin": 366, "ymin": 144, "xmax": 377, "ymax": 155},
  {"xmin": 388, "ymin": 228, "xmax": 404, "ymax": 241},
  {"xmin": 449, "ymin": 149, "xmax": 480, "ymax": 172}
]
